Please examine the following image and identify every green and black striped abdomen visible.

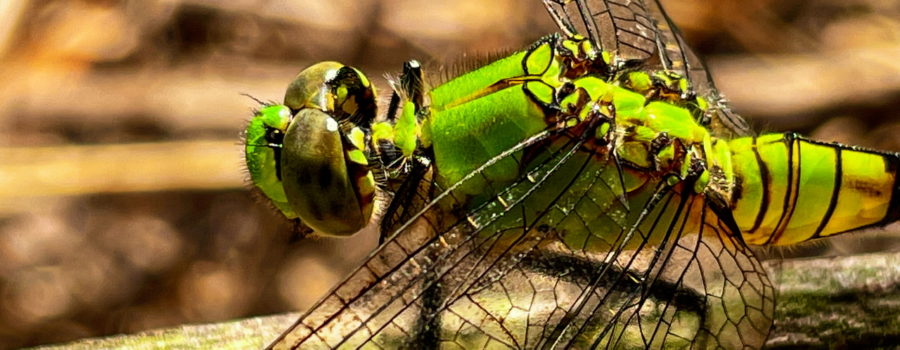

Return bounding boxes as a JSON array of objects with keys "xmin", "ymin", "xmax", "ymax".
[{"xmin": 729, "ymin": 133, "xmax": 899, "ymax": 246}]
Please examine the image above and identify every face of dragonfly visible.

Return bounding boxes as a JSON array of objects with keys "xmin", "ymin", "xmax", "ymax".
[{"xmin": 243, "ymin": 61, "xmax": 378, "ymax": 236}]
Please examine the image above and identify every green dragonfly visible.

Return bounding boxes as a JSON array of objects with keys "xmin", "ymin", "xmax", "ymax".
[{"xmin": 244, "ymin": 0, "xmax": 900, "ymax": 348}]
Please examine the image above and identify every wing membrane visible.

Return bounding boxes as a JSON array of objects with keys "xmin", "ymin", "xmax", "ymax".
[
  {"xmin": 544, "ymin": 0, "xmax": 753, "ymax": 138},
  {"xmin": 270, "ymin": 123, "xmax": 774, "ymax": 348},
  {"xmin": 543, "ymin": 0, "xmax": 656, "ymax": 62},
  {"xmin": 269, "ymin": 122, "xmax": 581, "ymax": 348},
  {"xmin": 643, "ymin": 0, "xmax": 753, "ymax": 138}
]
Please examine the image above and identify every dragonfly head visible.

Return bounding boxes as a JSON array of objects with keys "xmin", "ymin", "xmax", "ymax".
[{"xmin": 244, "ymin": 61, "xmax": 378, "ymax": 236}]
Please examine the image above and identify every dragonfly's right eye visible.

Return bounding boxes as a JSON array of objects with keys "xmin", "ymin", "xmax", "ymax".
[
  {"xmin": 283, "ymin": 61, "xmax": 377, "ymax": 126},
  {"xmin": 280, "ymin": 108, "xmax": 375, "ymax": 236}
]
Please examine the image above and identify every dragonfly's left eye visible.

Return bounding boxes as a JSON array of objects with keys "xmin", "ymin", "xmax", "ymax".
[
  {"xmin": 280, "ymin": 108, "xmax": 376, "ymax": 236},
  {"xmin": 244, "ymin": 62, "xmax": 377, "ymax": 236}
]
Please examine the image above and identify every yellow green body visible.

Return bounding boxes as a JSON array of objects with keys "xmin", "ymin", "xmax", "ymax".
[
  {"xmin": 251, "ymin": 27, "xmax": 899, "ymax": 350},
  {"xmin": 370, "ymin": 35, "xmax": 900, "ymax": 248},
  {"xmin": 730, "ymin": 134, "xmax": 898, "ymax": 245},
  {"xmin": 251, "ymin": 0, "xmax": 900, "ymax": 348}
]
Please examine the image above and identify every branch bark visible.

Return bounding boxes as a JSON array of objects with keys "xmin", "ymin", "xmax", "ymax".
[
  {"xmin": 27, "ymin": 251, "xmax": 900, "ymax": 349},
  {"xmin": 763, "ymin": 250, "xmax": 900, "ymax": 348}
]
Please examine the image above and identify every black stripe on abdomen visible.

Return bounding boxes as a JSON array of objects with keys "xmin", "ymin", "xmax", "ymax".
[
  {"xmin": 765, "ymin": 133, "xmax": 799, "ymax": 245},
  {"xmin": 748, "ymin": 137, "xmax": 770, "ymax": 234},
  {"xmin": 811, "ymin": 146, "xmax": 842, "ymax": 239},
  {"xmin": 879, "ymin": 152, "xmax": 900, "ymax": 225}
]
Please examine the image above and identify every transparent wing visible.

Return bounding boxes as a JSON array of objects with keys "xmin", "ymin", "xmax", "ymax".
[
  {"xmin": 543, "ymin": 0, "xmax": 753, "ymax": 138},
  {"xmin": 267, "ymin": 1, "xmax": 775, "ymax": 348},
  {"xmin": 268, "ymin": 120, "xmax": 774, "ymax": 349},
  {"xmin": 643, "ymin": 0, "xmax": 753, "ymax": 138},
  {"xmin": 543, "ymin": 0, "xmax": 656, "ymax": 63}
]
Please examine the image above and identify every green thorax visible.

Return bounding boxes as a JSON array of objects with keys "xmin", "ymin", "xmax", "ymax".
[
  {"xmin": 378, "ymin": 35, "xmax": 727, "ymax": 205},
  {"xmin": 385, "ymin": 33, "xmax": 900, "ymax": 249},
  {"xmin": 364, "ymin": 34, "xmax": 749, "ymax": 253}
]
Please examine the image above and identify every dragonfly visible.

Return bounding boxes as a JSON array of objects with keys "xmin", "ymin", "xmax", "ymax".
[{"xmin": 243, "ymin": 0, "xmax": 900, "ymax": 348}]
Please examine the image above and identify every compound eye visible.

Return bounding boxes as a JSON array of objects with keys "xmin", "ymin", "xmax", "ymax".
[
  {"xmin": 280, "ymin": 108, "xmax": 375, "ymax": 236},
  {"xmin": 283, "ymin": 61, "xmax": 377, "ymax": 127}
]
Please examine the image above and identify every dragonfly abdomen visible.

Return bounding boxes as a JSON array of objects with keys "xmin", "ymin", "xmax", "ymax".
[{"xmin": 729, "ymin": 133, "xmax": 899, "ymax": 246}]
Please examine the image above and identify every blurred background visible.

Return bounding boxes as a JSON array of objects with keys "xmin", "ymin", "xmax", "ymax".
[{"xmin": 0, "ymin": 0, "xmax": 898, "ymax": 348}]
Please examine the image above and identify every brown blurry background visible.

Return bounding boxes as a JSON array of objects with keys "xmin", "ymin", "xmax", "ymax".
[{"xmin": 0, "ymin": 0, "xmax": 898, "ymax": 348}]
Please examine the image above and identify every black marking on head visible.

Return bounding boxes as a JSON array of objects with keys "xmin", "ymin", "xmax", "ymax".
[
  {"xmin": 265, "ymin": 128, "xmax": 285, "ymax": 180},
  {"xmin": 327, "ymin": 66, "xmax": 377, "ymax": 127}
]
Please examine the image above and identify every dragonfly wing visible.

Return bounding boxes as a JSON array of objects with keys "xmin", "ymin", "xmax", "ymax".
[
  {"xmin": 543, "ymin": 0, "xmax": 754, "ymax": 138},
  {"xmin": 543, "ymin": 0, "xmax": 657, "ymax": 62},
  {"xmin": 536, "ymin": 196, "xmax": 776, "ymax": 349},
  {"xmin": 643, "ymin": 0, "xmax": 754, "ymax": 138},
  {"xmin": 269, "ymin": 123, "xmax": 774, "ymax": 348}
]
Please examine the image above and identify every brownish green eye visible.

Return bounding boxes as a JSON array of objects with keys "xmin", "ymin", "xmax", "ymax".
[
  {"xmin": 243, "ymin": 62, "xmax": 377, "ymax": 236},
  {"xmin": 284, "ymin": 61, "xmax": 377, "ymax": 126},
  {"xmin": 280, "ymin": 108, "xmax": 375, "ymax": 235}
]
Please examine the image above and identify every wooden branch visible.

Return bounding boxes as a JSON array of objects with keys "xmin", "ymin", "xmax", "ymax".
[
  {"xmin": 27, "ymin": 313, "xmax": 298, "ymax": 350},
  {"xmin": 763, "ymin": 250, "xmax": 900, "ymax": 348},
  {"xmin": 27, "ymin": 251, "xmax": 900, "ymax": 349}
]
